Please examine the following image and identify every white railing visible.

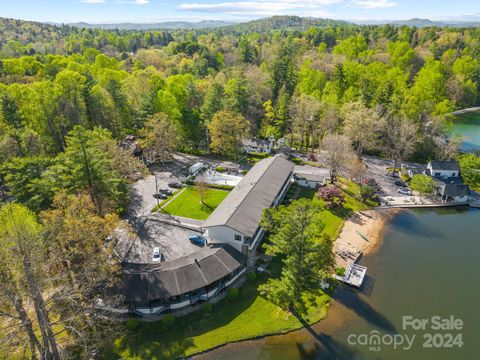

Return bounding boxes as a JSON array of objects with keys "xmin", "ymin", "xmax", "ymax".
[{"xmin": 225, "ymin": 268, "xmax": 246, "ymax": 287}]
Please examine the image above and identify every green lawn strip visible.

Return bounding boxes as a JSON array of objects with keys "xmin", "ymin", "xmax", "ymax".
[
  {"xmin": 162, "ymin": 187, "xmax": 229, "ymax": 220},
  {"xmin": 107, "ymin": 180, "xmax": 370, "ymax": 360},
  {"xmin": 151, "ymin": 188, "xmax": 183, "ymax": 212},
  {"xmin": 105, "ymin": 280, "xmax": 330, "ymax": 360}
]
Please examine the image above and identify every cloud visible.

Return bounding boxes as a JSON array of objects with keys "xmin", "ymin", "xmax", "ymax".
[
  {"xmin": 81, "ymin": 0, "xmax": 106, "ymax": 3},
  {"xmin": 130, "ymin": 0, "xmax": 150, "ymax": 4},
  {"xmin": 179, "ymin": 0, "xmax": 340, "ymax": 16},
  {"xmin": 350, "ymin": 0, "xmax": 395, "ymax": 9}
]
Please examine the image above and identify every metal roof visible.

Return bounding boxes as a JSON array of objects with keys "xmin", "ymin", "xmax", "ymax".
[
  {"xmin": 116, "ymin": 244, "xmax": 246, "ymax": 302},
  {"xmin": 440, "ymin": 183, "xmax": 470, "ymax": 197},
  {"xmin": 428, "ymin": 160, "xmax": 460, "ymax": 172},
  {"xmin": 293, "ymin": 165, "xmax": 330, "ymax": 183},
  {"xmin": 203, "ymin": 155, "xmax": 294, "ymax": 237}
]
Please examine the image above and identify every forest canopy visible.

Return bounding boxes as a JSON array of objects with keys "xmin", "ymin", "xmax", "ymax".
[{"xmin": 1, "ymin": 16, "xmax": 479, "ymax": 213}]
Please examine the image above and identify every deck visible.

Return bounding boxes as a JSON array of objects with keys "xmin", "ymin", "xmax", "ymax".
[{"xmin": 336, "ymin": 261, "xmax": 367, "ymax": 288}]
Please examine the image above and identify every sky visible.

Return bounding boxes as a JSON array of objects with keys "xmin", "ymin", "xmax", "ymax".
[{"xmin": 1, "ymin": 0, "xmax": 480, "ymax": 23}]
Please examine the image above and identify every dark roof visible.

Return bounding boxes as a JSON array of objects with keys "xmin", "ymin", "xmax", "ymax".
[
  {"xmin": 203, "ymin": 155, "xmax": 294, "ymax": 237},
  {"xmin": 116, "ymin": 244, "xmax": 246, "ymax": 302},
  {"xmin": 428, "ymin": 161, "xmax": 460, "ymax": 172},
  {"xmin": 440, "ymin": 184, "xmax": 470, "ymax": 198}
]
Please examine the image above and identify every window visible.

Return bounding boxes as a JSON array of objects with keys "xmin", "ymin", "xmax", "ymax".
[
  {"xmin": 435, "ymin": 172, "xmax": 441, "ymax": 177},
  {"xmin": 234, "ymin": 234, "xmax": 242, "ymax": 241},
  {"xmin": 452, "ymin": 172, "xmax": 456, "ymax": 177}
]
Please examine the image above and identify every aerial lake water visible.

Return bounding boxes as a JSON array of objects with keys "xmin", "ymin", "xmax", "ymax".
[
  {"xmin": 194, "ymin": 208, "xmax": 480, "ymax": 360},
  {"xmin": 451, "ymin": 111, "xmax": 480, "ymax": 152}
]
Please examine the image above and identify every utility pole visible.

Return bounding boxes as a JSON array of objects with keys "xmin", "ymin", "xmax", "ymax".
[{"xmin": 154, "ymin": 172, "xmax": 159, "ymax": 206}]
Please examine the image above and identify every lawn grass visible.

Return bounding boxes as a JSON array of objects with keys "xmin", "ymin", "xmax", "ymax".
[
  {"xmin": 162, "ymin": 187, "xmax": 229, "ymax": 220},
  {"xmin": 104, "ymin": 278, "xmax": 330, "ymax": 360},
  {"xmin": 104, "ymin": 179, "xmax": 373, "ymax": 360},
  {"xmin": 289, "ymin": 178, "xmax": 375, "ymax": 241}
]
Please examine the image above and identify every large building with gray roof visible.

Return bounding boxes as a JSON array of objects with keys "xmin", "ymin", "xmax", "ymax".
[
  {"xmin": 101, "ymin": 155, "xmax": 294, "ymax": 317},
  {"xmin": 114, "ymin": 244, "xmax": 246, "ymax": 316},
  {"xmin": 203, "ymin": 155, "xmax": 294, "ymax": 254}
]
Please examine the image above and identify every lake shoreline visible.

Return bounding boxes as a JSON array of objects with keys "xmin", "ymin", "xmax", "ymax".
[
  {"xmin": 334, "ymin": 208, "xmax": 400, "ymax": 267},
  {"xmin": 192, "ymin": 208, "xmax": 401, "ymax": 360}
]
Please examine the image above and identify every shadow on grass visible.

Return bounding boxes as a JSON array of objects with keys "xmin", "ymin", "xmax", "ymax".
[{"xmin": 330, "ymin": 206, "xmax": 353, "ymax": 221}]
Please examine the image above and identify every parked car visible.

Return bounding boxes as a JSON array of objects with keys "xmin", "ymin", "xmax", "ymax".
[
  {"xmin": 394, "ymin": 180, "xmax": 407, "ymax": 187},
  {"xmin": 168, "ymin": 182, "xmax": 183, "ymax": 189},
  {"xmin": 188, "ymin": 235, "xmax": 206, "ymax": 246},
  {"xmin": 159, "ymin": 188, "xmax": 173, "ymax": 195},
  {"xmin": 153, "ymin": 193, "xmax": 168, "ymax": 200},
  {"xmin": 397, "ymin": 188, "xmax": 412, "ymax": 196},
  {"xmin": 152, "ymin": 247, "xmax": 162, "ymax": 262}
]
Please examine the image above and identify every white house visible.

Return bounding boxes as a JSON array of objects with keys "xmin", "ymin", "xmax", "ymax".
[
  {"xmin": 203, "ymin": 155, "xmax": 294, "ymax": 254},
  {"xmin": 293, "ymin": 166, "xmax": 330, "ymax": 189},
  {"xmin": 426, "ymin": 161, "xmax": 460, "ymax": 179},
  {"xmin": 438, "ymin": 183, "xmax": 470, "ymax": 203},
  {"xmin": 241, "ymin": 138, "xmax": 273, "ymax": 154}
]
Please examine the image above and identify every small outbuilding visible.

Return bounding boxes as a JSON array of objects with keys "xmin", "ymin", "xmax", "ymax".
[
  {"xmin": 426, "ymin": 161, "xmax": 461, "ymax": 179},
  {"xmin": 241, "ymin": 138, "xmax": 273, "ymax": 154},
  {"xmin": 294, "ymin": 172, "xmax": 329, "ymax": 188},
  {"xmin": 293, "ymin": 166, "xmax": 330, "ymax": 189},
  {"xmin": 438, "ymin": 183, "xmax": 470, "ymax": 203}
]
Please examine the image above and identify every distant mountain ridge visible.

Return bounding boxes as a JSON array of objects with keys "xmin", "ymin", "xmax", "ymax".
[
  {"xmin": 355, "ymin": 17, "xmax": 480, "ymax": 28},
  {"xmin": 68, "ymin": 20, "xmax": 234, "ymax": 30},
  {"xmin": 3, "ymin": 15, "xmax": 479, "ymax": 32},
  {"xmin": 67, "ymin": 16, "xmax": 350, "ymax": 31},
  {"xmin": 223, "ymin": 16, "xmax": 351, "ymax": 32}
]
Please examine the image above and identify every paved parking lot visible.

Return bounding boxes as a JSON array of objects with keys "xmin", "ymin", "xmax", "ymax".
[
  {"xmin": 117, "ymin": 215, "xmax": 203, "ymax": 263},
  {"xmin": 119, "ymin": 153, "xmax": 226, "ymax": 265},
  {"xmin": 126, "ymin": 153, "xmax": 226, "ymax": 220},
  {"xmin": 362, "ymin": 156, "xmax": 423, "ymax": 197}
]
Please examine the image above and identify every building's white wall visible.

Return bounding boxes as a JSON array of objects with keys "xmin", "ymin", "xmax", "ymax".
[
  {"xmin": 427, "ymin": 164, "xmax": 458, "ymax": 178},
  {"xmin": 206, "ymin": 171, "xmax": 293, "ymax": 252},
  {"xmin": 169, "ymin": 299, "xmax": 191, "ymax": 310},
  {"xmin": 453, "ymin": 195, "xmax": 469, "ymax": 202},
  {"xmin": 296, "ymin": 179, "xmax": 318, "ymax": 188},
  {"xmin": 205, "ymin": 226, "xmax": 246, "ymax": 253},
  {"xmin": 243, "ymin": 144, "xmax": 272, "ymax": 154},
  {"xmin": 273, "ymin": 175, "xmax": 293, "ymax": 206}
]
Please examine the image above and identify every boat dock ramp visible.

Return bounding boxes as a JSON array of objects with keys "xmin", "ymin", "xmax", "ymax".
[{"xmin": 336, "ymin": 261, "xmax": 367, "ymax": 288}]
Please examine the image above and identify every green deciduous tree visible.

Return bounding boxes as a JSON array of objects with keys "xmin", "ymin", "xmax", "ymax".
[
  {"xmin": 0, "ymin": 203, "xmax": 61, "ymax": 360},
  {"xmin": 140, "ymin": 112, "xmax": 181, "ymax": 163},
  {"xmin": 409, "ymin": 174, "xmax": 436, "ymax": 195},
  {"xmin": 342, "ymin": 101, "xmax": 384, "ymax": 157},
  {"xmin": 40, "ymin": 192, "xmax": 122, "ymax": 358},
  {"xmin": 208, "ymin": 110, "xmax": 249, "ymax": 158},
  {"xmin": 458, "ymin": 153, "xmax": 480, "ymax": 192}
]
